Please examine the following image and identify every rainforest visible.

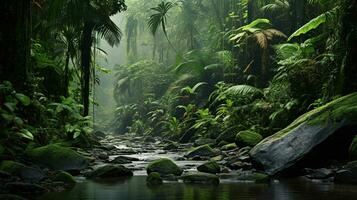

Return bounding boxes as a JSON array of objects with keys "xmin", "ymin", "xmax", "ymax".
[{"xmin": 0, "ymin": 0, "xmax": 357, "ymax": 199}]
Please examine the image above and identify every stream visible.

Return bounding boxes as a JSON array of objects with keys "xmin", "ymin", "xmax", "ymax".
[{"xmin": 38, "ymin": 135, "xmax": 357, "ymax": 200}]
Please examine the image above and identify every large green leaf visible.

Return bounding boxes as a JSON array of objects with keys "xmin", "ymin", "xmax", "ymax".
[
  {"xmin": 288, "ymin": 13, "xmax": 326, "ymax": 41},
  {"xmin": 15, "ymin": 93, "xmax": 31, "ymax": 106},
  {"xmin": 18, "ymin": 129, "xmax": 34, "ymax": 140}
]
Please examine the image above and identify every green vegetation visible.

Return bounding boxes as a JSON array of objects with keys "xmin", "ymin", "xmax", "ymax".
[{"xmin": 0, "ymin": 0, "xmax": 356, "ymax": 196}]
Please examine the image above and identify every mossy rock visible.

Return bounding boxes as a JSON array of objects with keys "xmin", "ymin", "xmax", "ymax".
[
  {"xmin": 27, "ymin": 144, "xmax": 88, "ymax": 171},
  {"xmin": 236, "ymin": 172, "xmax": 270, "ymax": 183},
  {"xmin": 180, "ymin": 172, "xmax": 219, "ymax": 185},
  {"xmin": 185, "ymin": 145, "xmax": 218, "ymax": 158},
  {"xmin": 235, "ymin": 131, "xmax": 263, "ymax": 147},
  {"xmin": 216, "ymin": 126, "xmax": 246, "ymax": 143},
  {"xmin": 197, "ymin": 161, "xmax": 221, "ymax": 174},
  {"xmin": 221, "ymin": 143, "xmax": 237, "ymax": 151},
  {"xmin": 0, "ymin": 160, "xmax": 44, "ymax": 181},
  {"xmin": 349, "ymin": 136, "xmax": 357, "ymax": 160},
  {"xmin": 163, "ymin": 142, "xmax": 179, "ymax": 151},
  {"xmin": 52, "ymin": 171, "xmax": 76, "ymax": 186},
  {"xmin": 194, "ymin": 138, "xmax": 215, "ymax": 147},
  {"xmin": 87, "ymin": 164, "xmax": 133, "ymax": 178},
  {"xmin": 146, "ymin": 158, "xmax": 183, "ymax": 176},
  {"xmin": 146, "ymin": 172, "xmax": 163, "ymax": 185},
  {"xmin": 250, "ymin": 93, "xmax": 357, "ymax": 175}
]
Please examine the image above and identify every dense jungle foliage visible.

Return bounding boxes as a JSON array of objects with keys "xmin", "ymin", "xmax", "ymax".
[{"xmin": 0, "ymin": 0, "xmax": 356, "ymax": 156}]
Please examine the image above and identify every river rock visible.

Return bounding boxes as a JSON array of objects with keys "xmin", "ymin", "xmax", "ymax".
[
  {"xmin": 27, "ymin": 144, "xmax": 88, "ymax": 172},
  {"xmin": 235, "ymin": 130, "xmax": 263, "ymax": 147},
  {"xmin": 180, "ymin": 172, "xmax": 219, "ymax": 185},
  {"xmin": 185, "ymin": 145, "xmax": 218, "ymax": 159},
  {"xmin": 87, "ymin": 164, "xmax": 133, "ymax": 178},
  {"xmin": 0, "ymin": 161, "xmax": 45, "ymax": 182},
  {"xmin": 235, "ymin": 171, "xmax": 270, "ymax": 183},
  {"xmin": 197, "ymin": 161, "xmax": 221, "ymax": 174},
  {"xmin": 250, "ymin": 93, "xmax": 357, "ymax": 175},
  {"xmin": 146, "ymin": 158, "xmax": 183, "ymax": 176},
  {"xmin": 305, "ymin": 168, "xmax": 333, "ymax": 179},
  {"xmin": 110, "ymin": 156, "xmax": 136, "ymax": 164},
  {"xmin": 146, "ymin": 172, "xmax": 163, "ymax": 185},
  {"xmin": 163, "ymin": 142, "xmax": 179, "ymax": 151},
  {"xmin": 221, "ymin": 143, "xmax": 237, "ymax": 151},
  {"xmin": 51, "ymin": 171, "xmax": 76, "ymax": 186},
  {"xmin": 194, "ymin": 138, "xmax": 215, "ymax": 147},
  {"xmin": 5, "ymin": 182, "xmax": 47, "ymax": 194}
]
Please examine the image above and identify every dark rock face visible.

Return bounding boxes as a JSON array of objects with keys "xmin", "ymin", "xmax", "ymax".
[
  {"xmin": 335, "ymin": 161, "xmax": 357, "ymax": 184},
  {"xmin": 250, "ymin": 93, "xmax": 357, "ymax": 175}
]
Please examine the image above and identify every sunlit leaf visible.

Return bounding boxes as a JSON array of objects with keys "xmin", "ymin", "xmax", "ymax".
[{"xmin": 15, "ymin": 94, "xmax": 31, "ymax": 106}]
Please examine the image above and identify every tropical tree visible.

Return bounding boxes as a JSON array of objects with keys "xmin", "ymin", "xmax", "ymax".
[{"xmin": 148, "ymin": 1, "xmax": 177, "ymax": 52}]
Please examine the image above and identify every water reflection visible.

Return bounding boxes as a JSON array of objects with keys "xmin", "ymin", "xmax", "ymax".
[{"xmin": 38, "ymin": 176, "xmax": 357, "ymax": 200}]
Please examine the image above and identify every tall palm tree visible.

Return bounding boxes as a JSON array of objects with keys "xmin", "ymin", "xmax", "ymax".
[{"xmin": 148, "ymin": 1, "xmax": 177, "ymax": 53}]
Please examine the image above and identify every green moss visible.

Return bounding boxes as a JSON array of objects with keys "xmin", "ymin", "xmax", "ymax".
[
  {"xmin": 181, "ymin": 172, "xmax": 220, "ymax": 185},
  {"xmin": 235, "ymin": 131, "xmax": 263, "ymax": 147},
  {"xmin": 221, "ymin": 143, "xmax": 237, "ymax": 151},
  {"xmin": 266, "ymin": 93, "xmax": 357, "ymax": 141},
  {"xmin": 27, "ymin": 144, "xmax": 88, "ymax": 171},
  {"xmin": 186, "ymin": 145, "xmax": 217, "ymax": 158},
  {"xmin": 0, "ymin": 160, "xmax": 26, "ymax": 174},
  {"xmin": 52, "ymin": 171, "xmax": 76, "ymax": 186},
  {"xmin": 146, "ymin": 158, "xmax": 183, "ymax": 176},
  {"xmin": 146, "ymin": 172, "xmax": 163, "ymax": 185},
  {"xmin": 349, "ymin": 136, "xmax": 357, "ymax": 160},
  {"xmin": 197, "ymin": 161, "xmax": 221, "ymax": 174}
]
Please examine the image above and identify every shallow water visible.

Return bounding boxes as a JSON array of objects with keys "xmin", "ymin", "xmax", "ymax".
[{"xmin": 38, "ymin": 176, "xmax": 357, "ymax": 200}]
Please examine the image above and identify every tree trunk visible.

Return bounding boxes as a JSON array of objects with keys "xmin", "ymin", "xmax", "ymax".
[
  {"xmin": 81, "ymin": 22, "xmax": 94, "ymax": 116},
  {"xmin": 63, "ymin": 50, "xmax": 70, "ymax": 97},
  {"xmin": 0, "ymin": 0, "xmax": 30, "ymax": 91}
]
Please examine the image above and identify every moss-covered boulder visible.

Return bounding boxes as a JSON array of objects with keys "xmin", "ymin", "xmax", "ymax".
[
  {"xmin": 180, "ymin": 172, "xmax": 219, "ymax": 185},
  {"xmin": 185, "ymin": 145, "xmax": 218, "ymax": 158},
  {"xmin": 235, "ymin": 130, "xmax": 263, "ymax": 147},
  {"xmin": 27, "ymin": 144, "xmax": 89, "ymax": 171},
  {"xmin": 146, "ymin": 158, "xmax": 182, "ymax": 176},
  {"xmin": 146, "ymin": 172, "xmax": 163, "ymax": 185},
  {"xmin": 194, "ymin": 138, "xmax": 215, "ymax": 147},
  {"xmin": 221, "ymin": 143, "xmax": 237, "ymax": 151},
  {"xmin": 87, "ymin": 164, "xmax": 133, "ymax": 178},
  {"xmin": 250, "ymin": 93, "xmax": 357, "ymax": 175},
  {"xmin": 197, "ymin": 161, "xmax": 221, "ymax": 174},
  {"xmin": 349, "ymin": 136, "xmax": 357, "ymax": 160},
  {"xmin": 52, "ymin": 171, "xmax": 76, "ymax": 186},
  {"xmin": 216, "ymin": 126, "xmax": 246, "ymax": 143},
  {"xmin": 0, "ymin": 161, "xmax": 44, "ymax": 182},
  {"xmin": 236, "ymin": 172, "xmax": 270, "ymax": 183}
]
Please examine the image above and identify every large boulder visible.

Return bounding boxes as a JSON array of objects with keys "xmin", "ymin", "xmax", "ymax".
[
  {"xmin": 27, "ymin": 144, "xmax": 88, "ymax": 172},
  {"xmin": 185, "ymin": 145, "xmax": 218, "ymax": 159},
  {"xmin": 235, "ymin": 130, "xmax": 263, "ymax": 147},
  {"xmin": 250, "ymin": 93, "xmax": 357, "ymax": 175},
  {"xmin": 180, "ymin": 172, "xmax": 219, "ymax": 185},
  {"xmin": 0, "ymin": 161, "xmax": 45, "ymax": 182},
  {"xmin": 146, "ymin": 158, "xmax": 183, "ymax": 176},
  {"xmin": 197, "ymin": 161, "xmax": 221, "ymax": 174}
]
